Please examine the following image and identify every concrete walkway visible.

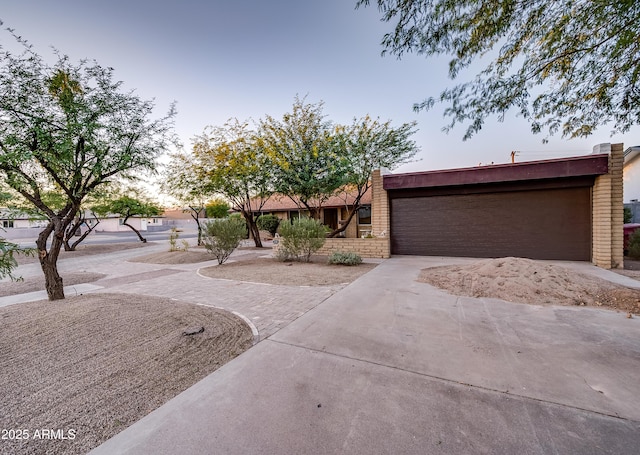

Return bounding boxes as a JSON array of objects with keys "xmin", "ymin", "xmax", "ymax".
[{"xmin": 88, "ymin": 255, "xmax": 640, "ymax": 454}]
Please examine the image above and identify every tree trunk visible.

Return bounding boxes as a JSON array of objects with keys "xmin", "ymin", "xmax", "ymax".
[
  {"xmin": 37, "ymin": 221, "xmax": 66, "ymax": 301},
  {"xmin": 188, "ymin": 207, "xmax": 204, "ymax": 246},
  {"xmin": 328, "ymin": 207, "xmax": 358, "ymax": 238},
  {"xmin": 122, "ymin": 216, "xmax": 147, "ymax": 242},
  {"xmin": 243, "ymin": 212, "xmax": 262, "ymax": 248},
  {"xmin": 64, "ymin": 212, "xmax": 100, "ymax": 251}
]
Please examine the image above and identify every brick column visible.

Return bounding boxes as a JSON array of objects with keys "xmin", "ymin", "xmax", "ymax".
[
  {"xmin": 371, "ymin": 169, "xmax": 391, "ymax": 257},
  {"xmin": 592, "ymin": 143, "xmax": 624, "ymax": 269}
]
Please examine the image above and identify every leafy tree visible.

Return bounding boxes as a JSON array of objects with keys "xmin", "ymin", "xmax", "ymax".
[
  {"xmin": 192, "ymin": 119, "xmax": 272, "ymax": 247},
  {"xmin": 259, "ymin": 96, "xmax": 344, "ymax": 217},
  {"xmin": 624, "ymin": 207, "xmax": 633, "ymax": 224},
  {"xmin": 162, "ymin": 151, "xmax": 210, "ymax": 245},
  {"xmin": 0, "ymin": 29, "xmax": 175, "ymax": 299},
  {"xmin": 205, "ymin": 198, "xmax": 230, "ymax": 219},
  {"xmin": 357, "ymin": 0, "xmax": 640, "ymax": 140},
  {"xmin": 93, "ymin": 194, "xmax": 161, "ymax": 243},
  {"xmin": 329, "ymin": 115, "xmax": 419, "ymax": 237}
]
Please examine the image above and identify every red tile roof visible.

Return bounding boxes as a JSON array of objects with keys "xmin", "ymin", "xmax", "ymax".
[{"xmin": 250, "ymin": 188, "xmax": 372, "ymax": 213}]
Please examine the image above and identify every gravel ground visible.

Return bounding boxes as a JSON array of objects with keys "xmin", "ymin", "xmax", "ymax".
[
  {"xmin": 199, "ymin": 256, "xmax": 378, "ymax": 286},
  {"xmin": 0, "ymin": 293, "xmax": 253, "ymax": 455},
  {"xmin": 0, "ymin": 272, "xmax": 106, "ymax": 297}
]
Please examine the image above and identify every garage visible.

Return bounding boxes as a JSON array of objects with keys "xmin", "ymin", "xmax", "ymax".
[{"xmin": 383, "ymin": 155, "xmax": 611, "ymax": 261}]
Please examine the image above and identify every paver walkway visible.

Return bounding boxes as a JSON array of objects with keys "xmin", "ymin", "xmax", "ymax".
[{"xmin": 0, "ymin": 239, "xmax": 350, "ymax": 340}]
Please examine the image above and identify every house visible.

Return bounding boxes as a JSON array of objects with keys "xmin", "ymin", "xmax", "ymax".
[
  {"xmin": 91, "ymin": 213, "xmax": 165, "ymax": 233},
  {"xmin": 0, "ymin": 209, "xmax": 47, "ymax": 229},
  {"xmin": 249, "ymin": 189, "xmax": 372, "ymax": 238}
]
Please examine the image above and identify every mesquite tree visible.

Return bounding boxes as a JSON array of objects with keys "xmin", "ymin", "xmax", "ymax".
[
  {"xmin": 0, "ymin": 29, "xmax": 175, "ymax": 300},
  {"xmin": 358, "ymin": 0, "xmax": 640, "ymax": 140},
  {"xmin": 192, "ymin": 119, "xmax": 272, "ymax": 247}
]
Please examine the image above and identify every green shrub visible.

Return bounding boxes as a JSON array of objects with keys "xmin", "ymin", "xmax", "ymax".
[
  {"xmin": 168, "ymin": 227, "xmax": 180, "ymax": 252},
  {"xmin": 328, "ymin": 251, "xmax": 363, "ymax": 266},
  {"xmin": 276, "ymin": 217, "xmax": 327, "ymax": 262},
  {"xmin": 202, "ymin": 217, "xmax": 247, "ymax": 264},
  {"xmin": 257, "ymin": 214, "xmax": 281, "ymax": 236},
  {"xmin": 628, "ymin": 229, "xmax": 640, "ymax": 259}
]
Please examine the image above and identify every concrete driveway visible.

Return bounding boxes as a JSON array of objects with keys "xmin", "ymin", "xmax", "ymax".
[{"xmin": 91, "ymin": 256, "xmax": 640, "ymax": 454}]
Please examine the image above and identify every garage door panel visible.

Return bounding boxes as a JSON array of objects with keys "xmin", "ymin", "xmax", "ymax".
[{"xmin": 390, "ymin": 188, "xmax": 591, "ymax": 260}]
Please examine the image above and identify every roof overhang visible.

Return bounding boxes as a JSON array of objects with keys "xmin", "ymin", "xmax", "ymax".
[
  {"xmin": 624, "ymin": 146, "xmax": 640, "ymax": 167},
  {"xmin": 383, "ymin": 154, "xmax": 609, "ymax": 190}
]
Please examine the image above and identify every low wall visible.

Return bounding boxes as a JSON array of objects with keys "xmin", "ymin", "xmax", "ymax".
[{"xmin": 317, "ymin": 238, "xmax": 390, "ymax": 259}]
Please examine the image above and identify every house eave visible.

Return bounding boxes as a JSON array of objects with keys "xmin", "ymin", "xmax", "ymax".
[{"xmin": 383, "ymin": 154, "xmax": 609, "ymax": 190}]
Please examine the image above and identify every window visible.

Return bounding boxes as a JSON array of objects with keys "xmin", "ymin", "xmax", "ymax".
[
  {"xmin": 358, "ymin": 205, "xmax": 371, "ymax": 225},
  {"xmin": 2, "ymin": 220, "xmax": 14, "ymax": 228}
]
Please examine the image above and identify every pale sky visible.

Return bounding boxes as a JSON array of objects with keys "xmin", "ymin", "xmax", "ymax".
[{"xmin": 2, "ymin": 0, "xmax": 639, "ymax": 178}]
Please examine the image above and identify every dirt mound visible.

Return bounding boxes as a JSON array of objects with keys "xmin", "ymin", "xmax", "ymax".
[{"xmin": 418, "ymin": 257, "xmax": 640, "ymax": 315}]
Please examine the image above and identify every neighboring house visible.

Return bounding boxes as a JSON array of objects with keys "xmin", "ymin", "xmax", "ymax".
[
  {"xmin": 92, "ymin": 213, "xmax": 165, "ymax": 233},
  {"xmin": 622, "ymin": 145, "xmax": 640, "ymax": 203},
  {"xmin": 249, "ymin": 189, "xmax": 372, "ymax": 238},
  {"xmin": 0, "ymin": 208, "xmax": 47, "ymax": 229}
]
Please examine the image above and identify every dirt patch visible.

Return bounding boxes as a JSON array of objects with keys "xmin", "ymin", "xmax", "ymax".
[
  {"xmin": 0, "ymin": 272, "xmax": 106, "ymax": 297},
  {"xmin": 418, "ymin": 257, "xmax": 640, "ymax": 315},
  {"xmin": 15, "ymin": 242, "xmax": 150, "ymax": 265},
  {"xmin": 0, "ymin": 293, "xmax": 253, "ymax": 455},
  {"xmin": 199, "ymin": 256, "xmax": 377, "ymax": 286},
  {"xmin": 130, "ymin": 250, "xmax": 214, "ymax": 264}
]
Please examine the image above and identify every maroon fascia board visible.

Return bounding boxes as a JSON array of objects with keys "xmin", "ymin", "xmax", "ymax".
[{"xmin": 383, "ymin": 154, "xmax": 610, "ymax": 190}]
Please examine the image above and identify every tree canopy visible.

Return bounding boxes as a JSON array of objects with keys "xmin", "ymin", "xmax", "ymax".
[
  {"xmin": 191, "ymin": 119, "xmax": 272, "ymax": 247},
  {"xmin": 259, "ymin": 96, "xmax": 344, "ymax": 217},
  {"xmin": 357, "ymin": 0, "xmax": 640, "ymax": 140},
  {"xmin": 0, "ymin": 27, "xmax": 176, "ymax": 299},
  {"xmin": 330, "ymin": 115, "xmax": 418, "ymax": 236},
  {"xmin": 93, "ymin": 192, "xmax": 161, "ymax": 243}
]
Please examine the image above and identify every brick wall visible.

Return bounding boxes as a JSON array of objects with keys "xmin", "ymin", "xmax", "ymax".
[
  {"xmin": 370, "ymin": 169, "xmax": 391, "ymax": 257},
  {"xmin": 592, "ymin": 143, "xmax": 624, "ymax": 269},
  {"xmin": 317, "ymin": 238, "xmax": 391, "ymax": 259}
]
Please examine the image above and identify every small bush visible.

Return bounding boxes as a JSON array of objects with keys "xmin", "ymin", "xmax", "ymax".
[
  {"xmin": 276, "ymin": 217, "xmax": 327, "ymax": 262},
  {"xmin": 628, "ymin": 229, "xmax": 640, "ymax": 259},
  {"xmin": 168, "ymin": 228, "xmax": 180, "ymax": 252},
  {"xmin": 202, "ymin": 217, "xmax": 247, "ymax": 264},
  {"xmin": 257, "ymin": 214, "xmax": 281, "ymax": 236},
  {"xmin": 328, "ymin": 251, "xmax": 363, "ymax": 266}
]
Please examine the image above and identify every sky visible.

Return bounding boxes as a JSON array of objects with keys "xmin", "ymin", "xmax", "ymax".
[{"xmin": 2, "ymin": 0, "xmax": 639, "ymax": 191}]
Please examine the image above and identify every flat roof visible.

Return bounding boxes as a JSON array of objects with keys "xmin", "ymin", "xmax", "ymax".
[{"xmin": 383, "ymin": 154, "xmax": 609, "ymax": 190}]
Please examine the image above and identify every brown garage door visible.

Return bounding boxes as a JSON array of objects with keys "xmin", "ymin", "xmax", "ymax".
[{"xmin": 390, "ymin": 187, "xmax": 591, "ymax": 260}]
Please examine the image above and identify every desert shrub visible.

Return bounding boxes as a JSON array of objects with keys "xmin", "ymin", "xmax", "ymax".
[
  {"xmin": 202, "ymin": 217, "xmax": 247, "ymax": 264},
  {"xmin": 257, "ymin": 214, "xmax": 280, "ymax": 236},
  {"xmin": 628, "ymin": 229, "xmax": 640, "ymax": 259},
  {"xmin": 168, "ymin": 228, "xmax": 179, "ymax": 252},
  {"xmin": 276, "ymin": 217, "xmax": 327, "ymax": 262},
  {"xmin": 327, "ymin": 251, "xmax": 363, "ymax": 266}
]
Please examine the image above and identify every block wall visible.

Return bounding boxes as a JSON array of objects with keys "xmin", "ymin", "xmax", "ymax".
[
  {"xmin": 370, "ymin": 169, "xmax": 391, "ymax": 257},
  {"xmin": 592, "ymin": 143, "xmax": 624, "ymax": 269},
  {"xmin": 317, "ymin": 238, "xmax": 391, "ymax": 259}
]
